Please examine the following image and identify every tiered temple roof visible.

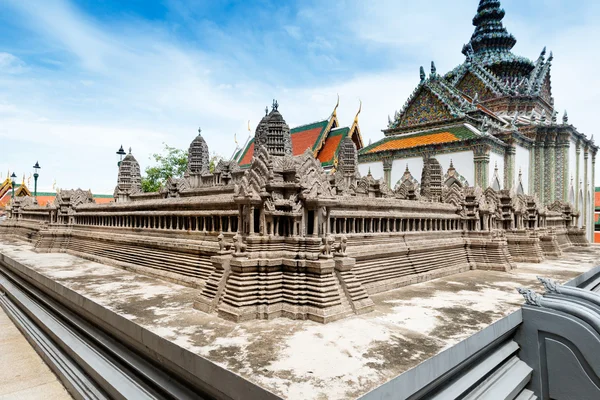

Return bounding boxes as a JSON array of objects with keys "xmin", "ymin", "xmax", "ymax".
[{"xmin": 235, "ymin": 99, "xmax": 364, "ymax": 170}]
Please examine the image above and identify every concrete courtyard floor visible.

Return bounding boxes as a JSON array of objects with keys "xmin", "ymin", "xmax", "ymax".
[
  {"xmin": 0, "ymin": 301, "xmax": 72, "ymax": 400},
  {"xmin": 1, "ymin": 238, "xmax": 599, "ymax": 400}
]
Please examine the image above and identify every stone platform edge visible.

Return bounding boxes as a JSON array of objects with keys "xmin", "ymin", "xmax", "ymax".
[{"xmin": 0, "ymin": 251, "xmax": 281, "ymax": 400}]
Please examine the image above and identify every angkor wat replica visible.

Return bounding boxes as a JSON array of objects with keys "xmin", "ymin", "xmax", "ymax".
[{"xmin": 1, "ymin": 97, "xmax": 590, "ymax": 323}]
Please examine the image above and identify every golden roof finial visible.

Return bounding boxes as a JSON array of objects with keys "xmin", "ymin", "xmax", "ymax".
[
  {"xmin": 354, "ymin": 99, "xmax": 362, "ymax": 124},
  {"xmin": 332, "ymin": 94, "xmax": 340, "ymax": 118}
]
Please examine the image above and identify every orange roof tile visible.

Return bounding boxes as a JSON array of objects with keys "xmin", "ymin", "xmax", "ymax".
[
  {"xmin": 368, "ymin": 132, "xmax": 460, "ymax": 153},
  {"xmin": 291, "ymin": 126, "xmax": 324, "ymax": 156},
  {"xmin": 317, "ymin": 134, "xmax": 344, "ymax": 164},
  {"xmin": 595, "ymin": 190, "xmax": 600, "ymax": 207},
  {"xmin": 239, "ymin": 142, "xmax": 255, "ymax": 166}
]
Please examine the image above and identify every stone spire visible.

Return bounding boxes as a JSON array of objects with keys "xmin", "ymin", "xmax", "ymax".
[
  {"xmin": 255, "ymin": 100, "xmax": 292, "ymax": 157},
  {"xmin": 420, "ymin": 66, "xmax": 426, "ymax": 83},
  {"xmin": 187, "ymin": 127, "xmax": 210, "ymax": 174},
  {"xmin": 563, "ymin": 110, "xmax": 569, "ymax": 124},
  {"xmin": 463, "ymin": 0, "xmax": 516, "ymax": 57},
  {"xmin": 114, "ymin": 149, "xmax": 142, "ymax": 201}
]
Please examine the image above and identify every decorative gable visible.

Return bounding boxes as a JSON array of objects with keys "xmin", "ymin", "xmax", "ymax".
[
  {"xmin": 456, "ymin": 71, "xmax": 496, "ymax": 102},
  {"xmin": 396, "ymin": 88, "xmax": 453, "ymax": 128}
]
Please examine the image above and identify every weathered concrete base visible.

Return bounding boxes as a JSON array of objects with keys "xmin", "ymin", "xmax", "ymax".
[{"xmin": 2, "ymin": 238, "xmax": 599, "ymax": 399}]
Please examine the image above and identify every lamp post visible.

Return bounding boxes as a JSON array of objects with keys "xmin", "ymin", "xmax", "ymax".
[
  {"xmin": 33, "ymin": 161, "xmax": 41, "ymax": 204},
  {"xmin": 116, "ymin": 145, "xmax": 126, "ymax": 167},
  {"xmin": 10, "ymin": 172, "xmax": 16, "ymax": 199}
]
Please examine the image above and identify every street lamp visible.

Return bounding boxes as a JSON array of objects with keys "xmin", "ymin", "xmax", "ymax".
[
  {"xmin": 116, "ymin": 145, "xmax": 126, "ymax": 167},
  {"xmin": 33, "ymin": 161, "xmax": 41, "ymax": 204},
  {"xmin": 10, "ymin": 172, "xmax": 16, "ymax": 199}
]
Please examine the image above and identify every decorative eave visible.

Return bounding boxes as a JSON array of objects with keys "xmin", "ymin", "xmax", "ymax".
[
  {"xmin": 311, "ymin": 108, "xmax": 339, "ymax": 158},
  {"xmin": 358, "ymin": 133, "xmax": 507, "ymax": 164}
]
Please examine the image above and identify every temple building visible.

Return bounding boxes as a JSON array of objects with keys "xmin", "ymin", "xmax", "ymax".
[
  {"xmin": 0, "ymin": 174, "xmax": 31, "ymax": 208},
  {"xmin": 358, "ymin": 0, "xmax": 598, "ymax": 241},
  {"xmin": 235, "ymin": 99, "xmax": 364, "ymax": 171}
]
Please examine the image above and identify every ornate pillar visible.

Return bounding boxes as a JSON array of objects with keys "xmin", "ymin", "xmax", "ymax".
[
  {"xmin": 504, "ymin": 144, "xmax": 515, "ymax": 190},
  {"xmin": 383, "ymin": 157, "xmax": 393, "ymax": 189},
  {"xmin": 576, "ymin": 140, "xmax": 581, "ymax": 211},
  {"xmin": 557, "ymin": 134, "xmax": 570, "ymax": 202},
  {"xmin": 536, "ymin": 138, "xmax": 546, "ymax": 204},
  {"xmin": 592, "ymin": 151, "xmax": 597, "ymax": 240},
  {"xmin": 584, "ymin": 147, "xmax": 589, "ymax": 230},
  {"xmin": 547, "ymin": 133, "xmax": 557, "ymax": 203},
  {"xmin": 473, "ymin": 144, "xmax": 490, "ymax": 189}
]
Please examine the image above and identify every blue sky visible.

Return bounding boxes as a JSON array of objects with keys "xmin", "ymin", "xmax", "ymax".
[{"xmin": 1, "ymin": 0, "xmax": 599, "ymax": 193}]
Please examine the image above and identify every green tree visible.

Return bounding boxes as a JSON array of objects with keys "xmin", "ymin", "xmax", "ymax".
[{"xmin": 141, "ymin": 144, "xmax": 188, "ymax": 192}]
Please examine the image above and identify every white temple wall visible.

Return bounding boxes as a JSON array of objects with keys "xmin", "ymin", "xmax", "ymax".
[
  {"xmin": 359, "ymin": 161, "xmax": 384, "ymax": 180},
  {"xmin": 488, "ymin": 151, "xmax": 505, "ymax": 189},
  {"xmin": 515, "ymin": 145, "xmax": 530, "ymax": 194},
  {"xmin": 435, "ymin": 151, "xmax": 474, "ymax": 185},
  {"xmin": 391, "ymin": 157, "xmax": 423, "ymax": 186}
]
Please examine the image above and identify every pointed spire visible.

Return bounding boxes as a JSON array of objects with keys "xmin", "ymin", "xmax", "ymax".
[
  {"xmin": 197, "ymin": 127, "xmax": 202, "ymax": 135},
  {"xmin": 420, "ymin": 66, "xmax": 426, "ymax": 82},
  {"xmin": 540, "ymin": 46, "xmax": 547, "ymax": 58},
  {"xmin": 128, "ymin": 147, "xmax": 132, "ymax": 154},
  {"xmin": 548, "ymin": 51, "xmax": 554, "ymax": 63},
  {"xmin": 265, "ymin": 106, "xmax": 268, "ymax": 116},
  {"xmin": 463, "ymin": 0, "xmax": 517, "ymax": 56},
  {"xmin": 551, "ymin": 111, "xmax": 558, "ymax": 124},
  {"xmin": 562, "ymin": 110, "xmax": 568, "ymax": 124},
  {"xmin": 405, "ymin": 164, "xmax": 410, "ymax": 173},
  {"xmin": 388, "ymin": 114, "xmax": 392, "ymax": 126},
  {"xmin": 430, "ymin": 61, "xmax": 436, "ymax": 76},
  {"xmin": 272, "ymin": 99, "xmax": 279, "ymax": 111}
]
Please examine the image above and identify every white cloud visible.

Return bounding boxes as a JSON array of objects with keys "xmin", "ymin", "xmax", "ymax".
[{"xmin": 0, "ymin": 52, "xmax": 26, "ymax": 74}]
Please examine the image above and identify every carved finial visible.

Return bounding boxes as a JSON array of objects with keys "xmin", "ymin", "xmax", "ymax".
[
  {"xmin": 548, "ymin": 51, "xmax": 553, "ymax": 62},
  {"xmin": 354, "ymin": 99, "xmax": 362, "ymax": 124},
  {"xmin": 481, "ymin": 116, "xmax": 489, "ymax": 134},
  {"xmin": 591, "ymin": 135, "xmax": 595, "ymax": 144},
  {"xmin": 332, "ymin": 94, "xmax": 340, "ymax": 118},
  {"xmin": 537, "ymin": 277, "xmax": 560, "ymax": 294},
  {"xmin": 512, "ymin": 111, "xmax": 518, "ymax": 126},
  {"xmin": 494, "ymin": 161, "xmax": 498, "ymax": 173},
  {"xmin": 540, "ymin": 46, "xmax": 547, "ymax": 58},
  {"xmin": 431, "ymin": 61, "xmax": 436, "ymax": 76},
  {"xmin": 128, "ymin": 147, "xmax": 132, "ymax": 154},
  {"xmin": 420, "ymin": 66, "xmax": 426, "ymax": 82},
  {"xmin": 517, "ymin": 288, "xmax": 543, "ymax": 306},
  {"xmin": 272, "ymin": 99, "xmax": 279, "ymax": 111},
  {"xmin": 197, "ymin": 127, "xmax": 202, "ymax": 135},
  {"xmin": 551, "ymin": 111, "xmax": 558, "ymax": 124},
  {"xmin": 563, "ymin": 110, "xmax": 568, "ymax": 124},
  {"xmin": 388, "ymin": 114, "xmax": 392, "ymax": 126},
  {"xmin": 265, "ymin": 106, "xmax": 269, "ymax": 116},
  {"xmin": 367, "ymin": 167, "xmax": 372, "ymax": 177},
  {"xmin": 405, "ymin": 164, "xmax": 409, "ymax": 173},
  {"xmin": 518, "ymin": 167, "xmax": 523, "ymax": 180},
  {"xmin": 368, "ymin": 138, "xmax": 372, "ymax": 146},
  {"xmin": 449, "ymin": 159, "xmax": 454, "ymax": 169},
  {"xmin": 472, "ymin": 92, "xmax": 479, "ymax": 105},
  {"xmin": 540, "ymin": 109, "xmax": 546, "ymax": 123}
]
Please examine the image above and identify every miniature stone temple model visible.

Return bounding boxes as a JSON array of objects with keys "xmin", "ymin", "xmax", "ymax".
[{"xmin": 1, "ymin": 98, "xmax": 590, "ymax": 324}]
